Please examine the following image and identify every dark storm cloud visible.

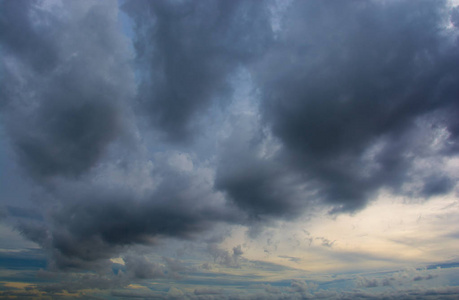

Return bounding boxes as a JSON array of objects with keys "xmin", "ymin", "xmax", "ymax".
[
  {"xmin": 420, "ymin": 175, "xmax": 454, "ymax": 197},
  {"xmin": 0, "ymin": 0, "xmax": 131, "ymax": 180},
  {"xmin": 123, "ymin": 0, "xmax": 272, "ymax": 142},
  {"xmin": 0, "ymin": 0, "xmax": 59, "ymax": 74},
  {"xmin": 14, "ymin": 97, "xmax": 121, "ymax": 180},
  {"xmin": 215, "ymin": 153, "xmax": 308, "ymax": 218},
  {"xmin": 215, "ymin": 115, "xmax": 316, "ymax": 219},
  {"xmin": 16, "ymin": 156, "xmax": 240, "ymax": 270},
  {"xmin": 7, "ymin": 206, "xmax": 43, "ymax": 221},
  {"xmin": 1, "ymin": 0, "xmax": 459, "ymax": 277},
  {"xmin": 0, "ymin": 0, "xmax": 198, "ymax": 270},
  {"xmin": 233, "ymin": 0, "xmax": 459, "ymax": 213}
]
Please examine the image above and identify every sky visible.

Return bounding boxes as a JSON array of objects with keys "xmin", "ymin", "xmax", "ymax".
[{"xmin": 1, "ymin": 0, "xmax": 459, "ymax": 299}]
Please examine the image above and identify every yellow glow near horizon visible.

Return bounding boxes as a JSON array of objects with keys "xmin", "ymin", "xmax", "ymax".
[{"xmin": 221, "ymin": 189, "xmax": 459, "ymax": 274}]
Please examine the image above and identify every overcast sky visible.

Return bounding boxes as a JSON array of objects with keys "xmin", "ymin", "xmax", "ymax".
[{"xmin": 1, "ymin": 0, "xmax": 459, "ymax": 298}]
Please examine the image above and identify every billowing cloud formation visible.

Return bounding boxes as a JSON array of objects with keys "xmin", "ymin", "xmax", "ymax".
[
  {"xmin": 293, "ymin": 1, "xmax": 459, "ymax": 208},
  {"xmin": 1, "ymin": 0, "xmax": 131, "ymax": 180},
  {"xmin": 123, "ymin": 0, "xmax": 272, "ymax": 141},
  {"xmin": 1, "ymin": 0, "xmax": 459, "ymax": 275},
  {"xmin": 220, "ymin": 0, "xmax": 459, "ymax": 214},
  {"xmin": 16, "ymin": 154, "xmax": 239, "ymax": 269}
]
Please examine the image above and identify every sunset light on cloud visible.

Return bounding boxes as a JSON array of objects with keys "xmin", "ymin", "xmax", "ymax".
[{"xmin": 1, "ymin": 0, "xmax": 459, "ymax": 299}]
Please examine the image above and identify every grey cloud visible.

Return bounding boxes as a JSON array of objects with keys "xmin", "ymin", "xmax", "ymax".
[
  {"xmin": 162, "ymin": 256, "xmax": 191, "ymax": 279},
  {"xmin": 1, "ymin": 0, "xmax": 244, "ymax": 272},
  {"xmin": 452, "ymin": 6, "xmax": 459, "ymax": 28},
  {"xmin": 0, "ymin": 0, "xmax": 132, "ymax": 181},
  {"xmin": 1, "ymin": 0, "xmax": 141, "ymax": 267},
  {"xmin": 7, "ymin": 206, "xmax": 43, "ymax": 221},
  {"xmin": 413, "ymin": 274, "xmax": 437, "ymax": 281},
  {"xmin": 13, "ymin": 150, "xmax": 241, "ymax": 270},
  {"xmin": 111, "ymin": 290, "xmax": 165, "ymax": 299},
  {"xmin": 216, "ymin": 157, "xmax": 308, "ymax": 218},
  {"xmin": 215, "ymin": 115, "xmax": 314, "ymax": 219},
  {"xmin": 163, "ymin": 256, "xmax": 189, "ymax": 273},
  {"xmin": 248, "ymin": 0, "xmax": 459, "ymax": 213},
  {"xmin": 354, "ymin": 268, "xmax": 440, "ymax": 291},
  {"xmin": 28, "ymin": 190, "xmax": 235, "ymax": 270},
  {"xmin": 123, "ymin": 0, "xmax": 272, "ymax": 142},
  {"xmin": 315, "ymin": 237, "xmax": 335, "ymax": 248},
  {"xmin": 213, "ymin": 1, "xmax": 459, "ymax": 220},
  {"xmin": 2, "ymin": 0, "xmax": 459, "ymax": 284},
  {"xmin": 207, "ymin": 244, "xmax": 245, "ymax": 268},
  {"xmin": 356, "ymin": 277, "xmax": 379, "ymax": 288},
  {"xmin": 133, "ymin": 281, "xmax": 459, "ymax": 300},
  {"xmin": 14, "ymin": 99, "xmax": 121, "ymax": 180},
  {"xmin": 36, "ymin": 273, "xmax": 128, "ymax": 295},
  {"xmin": 278, "ymin": 255, "xmax": 301, "ymax": 263},
  {"xmin": 200, "ymin": 262, "xmax": 212, "ymax": 270},
  {"xmin": 233, "ymin": 245, "xmax": 244, "ymax": 257},
  {"xmin": 0, "ymin": 0, "xmax": 59, "ymax": 74},
  {"xmin": 290, "ymin": 279, "xmax": 317, "ymax": 295},
  {"xmin": 193, "ymin": 288, "xmax": 224, "ymax": 295},
  {"xmin": 335, "ymin": 286, "xmax": 459, "ymax": 300},
  {"xmin": 420, "ymin": 175, "xmax": 454, "ymax": 197},
  {"xmin": 124, "ymin": 255, "xmax": 165, "ymax": 279},
  {"xmin": 110, "ymin": 284, "xmax": 459, "ymax": 300}
]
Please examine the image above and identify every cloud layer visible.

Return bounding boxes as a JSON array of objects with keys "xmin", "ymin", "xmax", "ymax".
[{"xmin": 1, "ymin": 0, "xmax": 459, "ymax": 275}]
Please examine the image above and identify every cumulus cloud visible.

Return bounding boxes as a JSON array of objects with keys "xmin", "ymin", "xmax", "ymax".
[
  {"xmin": 1, "ymin": 0, "xmax": 459, "ymax": 281},
  {"xmin": 0, "ymin": 0, "xmax": 133, "ymax": 181},
  {"xmin": 0, "ymin": 0, "xmax": 238, "ymax": 271},
  {"xmin": 207, "ymin": 244, "xmax": 245, "ymax": 268},
  {"xmin": 213, "ymin": 0, "xmax": 459, "ymax": 219},
  {"xmin": 16, "ymin": 164, "xmax": 241, "ymax": 270},
  {"xmin": 123, "ymin": 254, "xmax": 165, "ymax": 279},
  {"xmin": 255, "ymin": 0, "xmax": 459, "ymax": 213}
]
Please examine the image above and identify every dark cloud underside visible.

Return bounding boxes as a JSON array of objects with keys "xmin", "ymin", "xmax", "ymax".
[
  {"xmin": 1, "ymin": 0, "xmax": 130, "ymax": 181},
  {"xmin": 231, "ymin": 0, "xmax": 459, "ymax": 213},
  {"xmin": 0, "ymin": 0, "xmax": 458, "ymax": 272}
]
